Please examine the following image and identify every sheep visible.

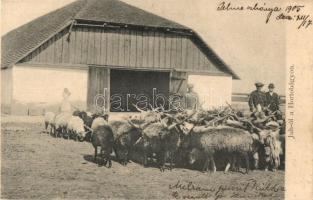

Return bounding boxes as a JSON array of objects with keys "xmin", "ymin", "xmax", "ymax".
[
  {"xmin": 91, "ymin": 117, "xmax": 108, "ymax": 130},
  {"xmin": 78, "ymin": 111, "xmax": 109, "ymax": 142},
  {"xmin": 54, "ymin": 113, "xmax": 72, "ymax": 138},
  {"xmin": 109, "ymin": 119, "xmax": 142, "ymax": 166},
  {"xmin": 180, "ymin": 126, "xmax": 261, "ymax": 174},
  {"xmin": 260, "ymin": 128, "xmax": 282, "ymax": 172},
  {"xmin": 92, "ymin": 124, "xmax": 114, "ymax": 167},
  {"xmin": 136, "ymin": 122, "xmax": 166, "ymax": 170},
  {"xmin": 131, "ymin": 120, "xmax": 181, "ymax": 171},
  {"xmin": 44, "ymin": 112, "xmax": 55, "ymax": 134},
  {"xmin": 67, "ymin": 116, "xmax": 87, "ymax": 141}
]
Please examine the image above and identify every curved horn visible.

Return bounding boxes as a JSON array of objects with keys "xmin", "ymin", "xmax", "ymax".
[
  {"xmin": 132, "ymin": 104, "xmax": 146, "ymax": 113},
  {"xmin": 84, "ymin": 125, "xmax": 93, "ymax": 133},
  {"xmin": 127, "ymin": 119, "xmax": 141, "ymax": 129},
  {"xmin": 161, "ymin": 119, "xmax": 168, "ymax": 128},
  {"xmin": 167, "ymin": 122, "xmax": 178, "ymax": 130},
  {"xmin": 134, "ymin": 136, "xmax": 143, "ymax": 146}
]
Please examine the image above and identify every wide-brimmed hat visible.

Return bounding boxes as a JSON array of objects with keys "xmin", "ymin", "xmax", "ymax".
[
  {"xmin": 255, "ymin": 82, "xmax": 264, "ymax": 87},
  {"xmin": 268, "ymin": 83, "xmax": 275, "ymax": 88}
]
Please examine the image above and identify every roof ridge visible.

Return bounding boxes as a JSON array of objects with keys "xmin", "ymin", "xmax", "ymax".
[{"xmin": 74, "ymin": 0, "xmax": 189, "ymax": 30}]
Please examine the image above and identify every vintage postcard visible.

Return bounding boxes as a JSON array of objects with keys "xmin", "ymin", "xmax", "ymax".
[{"xmin": 1, "ymin": 0, "xmax": 312, "ymax": 199}]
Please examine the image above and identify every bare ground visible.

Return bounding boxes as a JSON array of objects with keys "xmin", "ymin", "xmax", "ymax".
[{"xmin": 1, "ymin": 118, "xmax": 284, "ymax": 200}]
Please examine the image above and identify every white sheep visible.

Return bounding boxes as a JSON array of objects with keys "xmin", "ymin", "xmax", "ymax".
[
  {"xmin": 44, "ymin": 112, "xmax": 55, "ymax": 134},
  {"xmin": 91, "ymin": 117, "xmax": 108, "ymax": 130},
  {"xmin": 54, "ymin": 113, "xmax": 72, "ymax": 138},
  {"xmin": 67, "ymin": 116, "xmax": 86, "ymax": 141}
]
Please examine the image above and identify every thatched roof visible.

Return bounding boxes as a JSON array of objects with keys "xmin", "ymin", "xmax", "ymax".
[{"xmin": 1, "ymin": 0, "xmax": 239, "ymax": 79}]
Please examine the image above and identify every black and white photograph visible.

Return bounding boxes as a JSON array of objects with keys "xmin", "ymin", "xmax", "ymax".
[{"xmin": 1, "ymin": 0, "xmax": 312, "ymax": 199}]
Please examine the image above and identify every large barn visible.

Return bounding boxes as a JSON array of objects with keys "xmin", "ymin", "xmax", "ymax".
[{"xmin": 1, "ymin": 0, "xmax": 239, "ymax": 115}]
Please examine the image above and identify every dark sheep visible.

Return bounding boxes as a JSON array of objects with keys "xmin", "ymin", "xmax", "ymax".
[
  {"xmin": 132, "ymin": 120, "xmax": 182, "ymax": 171},
  {"xmin": 109, "ymin": 119, "xmax": 142, "ymax": 166},
  {"xmin": 92, "ymin": 125, "xmax": 114, "ymax": 168}
]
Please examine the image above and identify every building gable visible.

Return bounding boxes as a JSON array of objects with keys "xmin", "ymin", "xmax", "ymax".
[{"xmin": 19, "ymin": 26, "xmax": 223, "ymax": 75}]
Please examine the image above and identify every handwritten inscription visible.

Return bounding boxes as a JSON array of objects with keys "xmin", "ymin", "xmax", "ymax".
[
  {"xmin": 217, "ymin": 1, "xmax": 312, "ymax": 29},
  {"xmin": 169, "ymin": 179, "xmax": 284, "ymax": 200}
]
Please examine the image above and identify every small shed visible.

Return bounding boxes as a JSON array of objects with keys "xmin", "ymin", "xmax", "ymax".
[{"xmin": 1, "ymin": 0, "xmax": 239, "ymax": 115}]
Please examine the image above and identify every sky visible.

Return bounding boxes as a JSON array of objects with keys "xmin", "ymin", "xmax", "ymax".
[{"xmin": 1, "ymin": 0, "xmax": 286, "ymax": 95}]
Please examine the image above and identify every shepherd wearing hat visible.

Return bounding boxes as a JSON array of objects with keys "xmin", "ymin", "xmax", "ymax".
[
  {"xmin": 265, "ymin": 83, "xmax": 280, "ymax": 113},
  {"xmin": 248, "ymin": 82, "xmax": 266, "ymax": 113}
]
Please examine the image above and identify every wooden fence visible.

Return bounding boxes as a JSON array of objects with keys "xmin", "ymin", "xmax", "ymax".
[{"xmin": 232, "ymin": 93, "xmax": 286, "ymax": 104}]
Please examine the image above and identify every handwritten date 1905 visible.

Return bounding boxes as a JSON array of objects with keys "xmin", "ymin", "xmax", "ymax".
[{"xmin": 216, "ymin": 1, "xmax": 312, "ymax": 29}]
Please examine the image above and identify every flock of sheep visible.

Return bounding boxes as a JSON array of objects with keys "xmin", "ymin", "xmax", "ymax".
[{"xmin": 44, "ymin": 106, "xmax": 285, "ymax": 174}]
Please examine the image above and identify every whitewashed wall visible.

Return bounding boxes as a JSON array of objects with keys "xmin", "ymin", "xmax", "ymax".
[
  {"xmin": 12, "ymin": 65, "xmax": 88, "ymax": 113},
  {"xmin": 188, "ymin": 75, "xmax": 232, "ymax": 109}
]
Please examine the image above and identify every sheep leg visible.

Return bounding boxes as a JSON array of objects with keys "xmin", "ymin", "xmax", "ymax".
[
  {"xmin": 94, "ymin": 146, "xmax": 98, "ymax": 163},
  {"xmin": 210, "ymin": 156, "xmax": 216, "ymax": 173},
  {"xmin": 113, "ymin": 145, "xmax": 118, "ymax": 160},
  {"xmin": 202, "ymin": 158, "xmax": 209, "ymax": 172},
  {"xmin": 123, "ymin": 150, "xmax": 128, "ymax": 166},
  {"xmin": 107, "ymin": 157, "xmax": 112, "ymax": 168},
  {"xmin": 224, "ymin": 162, "xmax": 231, "ymax": 174},
  {"xmin": 105, "ymin": 150, "xmax": 112, "ymax": 168},
  {"xmin": 158, "ymin": 152, "xmax": 166, "ymax": 172},
  {"xmin": 60, "ymin": 127, "xmax": 63, "ymax": 138},
  {"xmin": 253, "ymin": 152, "xmax": 259, "ymax": 170},
  {"xmin": 44, "ymin": 122, "xmax": 48, "ymax": 133},
  {"xmin": 142, "ymin": 152, "xmax": 147, "ymax": 167},
  {"xmin": 169, "ymin": 152, "xmax": 173, "ymax": 171},
  {"xmin": 67, "ymin": 130, "xmax": 70, "ymax": 140},
  {"xmin": 231, "ymin": 154, "xmax": 236, "ymax": 171},
  {"xmin": 63, "ymin": 127, "xmax": 66, "ymax": 138},
  {"xmin": 55, "ymin": 128, "xmax": 59, "ymax": 138},
  {"xmin": 235, "ymin": 155, "xmax": 240, "ymax": 172},
  {"xmin": 101, "ymin": 149, "xmax": 107, "ymax": 167},
  {"xmin": 244, "ymin": 152, "xmax": 250, "ymax": 174}
]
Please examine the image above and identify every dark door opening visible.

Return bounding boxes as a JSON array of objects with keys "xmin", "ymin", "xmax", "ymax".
[{"xmin": 110, "ymin": 69, "xmax": 170, "ymax": 112}]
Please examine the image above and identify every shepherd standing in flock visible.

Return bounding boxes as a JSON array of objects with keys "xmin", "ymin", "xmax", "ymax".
[{"xmin": 249, "ymin": 82, "xmax": 282, "ymax": 120}]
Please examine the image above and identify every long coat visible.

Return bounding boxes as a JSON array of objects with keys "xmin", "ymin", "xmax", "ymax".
[
  {"xmin": 265, "ymin": 92, "xmax": 280, "ymax": 112},
  {"xmin": 248, "ymin": 90, "xmax": 266, "ymax": 112}
]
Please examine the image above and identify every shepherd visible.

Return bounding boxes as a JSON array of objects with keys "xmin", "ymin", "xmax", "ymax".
[
  {"xmin": 185, "ymin": 84, "xmax": 200, "ymax": 110},
  {"xmin": 248, "ymin": 82, "xmax": 267, "ymax": 113},
  {"xmin": 265, "ymin": 83, "xmax": 280, "ymax": 111},
  {"xmin": 60, "ymin": 88, "xmax": 72, "ymax": 114},
  {"xmin": 265, "ymin": 83, "xmax": 282, "ymax": 120}
]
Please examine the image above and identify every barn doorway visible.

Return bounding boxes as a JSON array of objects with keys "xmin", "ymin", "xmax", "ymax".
[{"xmin": 110, "ymin": 69, "xmax": 170, "ymax": 112}]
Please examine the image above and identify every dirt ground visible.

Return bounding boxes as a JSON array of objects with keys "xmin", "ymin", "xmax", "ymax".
[{"xmin": 1, "ymin": 117, "xmax": 284, "ymax": 200}]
